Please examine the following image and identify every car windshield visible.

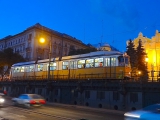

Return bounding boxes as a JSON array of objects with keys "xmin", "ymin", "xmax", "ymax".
[
  {"xmin": 29, "ymin": 94, "xmax": 43, "ymax": 99},
  {"xmin": 142, "ymin": 104, "xmax": 160, "ymax": 112}
]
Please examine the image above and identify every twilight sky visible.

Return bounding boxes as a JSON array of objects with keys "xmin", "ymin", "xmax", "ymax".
[{"xmin": 1, "ymin": 0, "xmax": 160, "ymax": 52}]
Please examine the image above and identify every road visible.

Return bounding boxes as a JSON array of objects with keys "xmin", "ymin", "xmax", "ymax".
[{"xmin": 0, "ymin": 97, "xmax": 125, "ymax": 120}]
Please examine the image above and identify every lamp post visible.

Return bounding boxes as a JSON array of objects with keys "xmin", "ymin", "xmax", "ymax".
[
  {"xmin": 48, "ymin": 40, "xmax": 51, "ymax": 80},
  {"xmin": 39, "ymin": 37, "xmax": 52, "ymax": 80}
]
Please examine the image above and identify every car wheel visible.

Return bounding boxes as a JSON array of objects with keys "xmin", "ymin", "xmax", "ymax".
[
  {"xmin": 12, "ymin": 101, "xmax": 18, "ymax": 106},
  {"xmin": 25, "ymin": 103, "xmax": 31, "ymax": 108}
]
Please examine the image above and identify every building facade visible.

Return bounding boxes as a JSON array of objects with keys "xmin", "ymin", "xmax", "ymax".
[
  {"xmin": 128, "ymin": 31, "xmax": 160, "ymax": 80},
  {"xmin": 0, "ymin": 23, "xmax": 88, "ymax": 61}
]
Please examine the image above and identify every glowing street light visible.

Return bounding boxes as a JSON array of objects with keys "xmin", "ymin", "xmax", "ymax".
[
  {"xmin": 39, "ymin": 37, "xmax": 52, "ymax": 80},
  {"xmin": 145, "ymin": 57, "xmax": 148, "ymax": 63},
  {"xmin": 138, "ymin": 71, "xmax": 141, "ymax": 75},
  {"xmin": 39, "ymin": 38, "xmax": 45, "ymax": 43}
]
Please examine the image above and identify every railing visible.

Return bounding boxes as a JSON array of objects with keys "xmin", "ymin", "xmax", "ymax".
[{"xmin": 10, "ymin": 72, "xmax": 127, "ymax": 81}]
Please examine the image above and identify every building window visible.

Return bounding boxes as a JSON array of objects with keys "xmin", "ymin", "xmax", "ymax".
[
  {"xmin": 97, "ymin": 91, "xmax": 105, "ymax": 100},
  {"xmin": 85, "ymin": 91, "xmax": 90, "ymax": 99},
  {"xmin": 28, "ymin": 34, "xmax": 32, "ymax": 40},
  {"xmin": 130, "ymin": 93, "xmax": 138, "ymax": 103},
  {"xmin": 113, "ymin": 91, "xmax": 119, "ymax": 101}
]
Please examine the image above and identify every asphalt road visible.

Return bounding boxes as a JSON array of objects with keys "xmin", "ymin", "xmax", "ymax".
[{"xmin": 0, "ymin": 97, "xmax": 125, "ymax": 120}]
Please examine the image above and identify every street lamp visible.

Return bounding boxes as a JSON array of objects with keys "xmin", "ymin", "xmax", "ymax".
[
  {"xmin": 39, "ymin": 37, "xmax": 52, "ymax": 80},
  {"xmin": 145, "ymin": 56, "xmax": 149, "ymax": 70},
  {"xmin": 145, "ymin": 57, "xmax": 148, "ymax": 63}
]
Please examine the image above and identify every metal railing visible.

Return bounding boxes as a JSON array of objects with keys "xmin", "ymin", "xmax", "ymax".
[{"xmin": 10, "ymin": 72, "xmax": 127, "ymax": 81}]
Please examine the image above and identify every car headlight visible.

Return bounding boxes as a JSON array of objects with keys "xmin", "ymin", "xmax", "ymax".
[
  {"xmin": 0, "ymin": 98, "xmax": 5, "ymax": 103},
  {"xmin": 124, "ymin": 113, "xmax": 140, "ymax": 118}
]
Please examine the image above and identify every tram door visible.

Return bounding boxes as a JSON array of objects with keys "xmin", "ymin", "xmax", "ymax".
[
  {"xmin": 69, "ymin": 61, "xmax": 77, "ymax": 79},
  {"xmin": 111, "ymin": 57, "xmax": 116, "ymax": 78}
]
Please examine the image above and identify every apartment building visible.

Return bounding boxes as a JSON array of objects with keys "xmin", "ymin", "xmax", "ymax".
[{"xmin": 0, "ymin": 23, "xmax": 88, "ymax": 61}]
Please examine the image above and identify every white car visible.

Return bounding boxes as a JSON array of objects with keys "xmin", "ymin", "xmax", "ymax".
[
  {"xmin": 124, "ymin": 104, "xmax": 160, "ymax": 120},
  {"xmin": 0, "ymin": 96, "xmax": 5, "ymax": 106},
  {"xmin": 12, "ymin": 94, "xmax": 46, "ymax": 108}
]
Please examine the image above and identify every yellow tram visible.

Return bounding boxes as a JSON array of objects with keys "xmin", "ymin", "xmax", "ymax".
[{"xmin": 10, "ymin": 51, "xmax": 131, "ymax": 80}]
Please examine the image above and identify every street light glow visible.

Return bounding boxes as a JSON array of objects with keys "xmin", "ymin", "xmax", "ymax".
[
  {"xmin": 138, "ymin": 71, "xmax": 141, "ymax": 75},
  {"xmin": 145, "ymin": 57, "xmax": 148, "ymax": 62},
  {"xmin": 39, "ymin": 38, "xmax": 45, "ymax": 43}
]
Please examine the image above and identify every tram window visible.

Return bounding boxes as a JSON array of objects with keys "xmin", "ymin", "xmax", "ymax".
[
  {"xmin": 74, "ymin": 61, "xmax": 77, "ymax": 69},
  {"xmin": 70, "ymin": 61, "xmax": 77, "ymax": 69},
  {"xmin": 118, "ymin": 56, "xmax": 124, "ymax": 62},
  {"xmin": 125, "ymin": 57, "xmax": 129, "ymax": 64},
  {"xmin": 118, "ymin": 56, "xmax": 125, "ymax": 66},
  {"xmin": 29, "ymin": 66, "xmax": 34, "ymax": 72},
  {"xmin": 111, "ymin": 58, "xmax": 116, "ymax": 66},
  {"xmin": 26, "ymin": 66, "xmax": 34, "ymax": 72},
  {"xmin": 48, "ymin": 62, "xmax": 56, "ymax": 70},
  {"xmin": 70, "ymin": 61, "xmax": 74, "ymax": 69},
  {"xmin": 14, "ymin": 67, "xmax": 20, "ymax": 72},
  {"xmin": 25, "ymin": 66, "xmax": 29, "ymax": 72},
  {"xmin": 62, "ymin": 61, "xmax": 68, "ymax": 70},
  {"xmin": 38, "ymin": 64, "xmax": 43, "ymax": 71},
  {"xmin": 95, "ymin": 58, "xmax": 103, "ymax": 67},
  {"xmin": 20, "ymin": 67, "xmax": 25, "ymax": 72},
  {"xmin": 105, "ymin": 58, "xmax": 110, "ymax": 66},
  {"xmin": 78, "ymin": 60, "xmax": 85, "ymax": 68},
  {"xmin": 86, "ymin": 59, "xmax": 94, "ymax": 68}
]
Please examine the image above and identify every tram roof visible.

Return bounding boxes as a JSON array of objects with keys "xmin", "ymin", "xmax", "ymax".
[
  {"xmin": 12, "ymin": 51, "xmax": 123, "ymax": 66},
  {"xmin": 62, "ymin": 51, "xmax": 122, "ymax": 60}
]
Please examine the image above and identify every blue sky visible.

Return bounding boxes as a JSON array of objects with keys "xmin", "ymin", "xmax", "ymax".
[{"xmin": 1, "ymin": 0, "xmax": 160, "ymax": 52}]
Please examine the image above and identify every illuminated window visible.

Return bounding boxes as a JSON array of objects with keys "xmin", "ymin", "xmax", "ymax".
[
  {"xmin": 62, "ymin": 61, "xmax": 68, "ymax": 70},
  {"xmin": 38, "ymin": 64, "xmax": 43, "ymax": 71},
  {"xmin": 78, "ymin": 60, "xmax": 85, "ymax": 68},
  {"xmin": 47, "ymin": 62, "xmax": 56, "ymax": 70},
  {"xmin": 111, "ymin": 58, "xmax": 116, "ymax": 66},
  {"xmin": 105, "ymin": 58, "xmax": 110, "ymax": 66},
  {"xmin": 26, "ymin": 66, "xmax": 34, "ymax": 72},
  {"xmin": 86, "ymin": 59, "xmax": 94, "ymax": 68},
  {"xmin": 95, "ymin": 58, "xmax": 103, "ymax": 67},
  {"xmin": 14, "ymin": 67, "xmax": 20, "ymax": 72},
  {"xmin": 20, "ymin": 67, "xmax": 25, "ymax": 72},
  {"xmin": 29, "ymin": 66, "xmax": 34, "ymax": 72},
  {"xmin": 70, "ymin": 61, "xmax": 77, "ymax": 69}
]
